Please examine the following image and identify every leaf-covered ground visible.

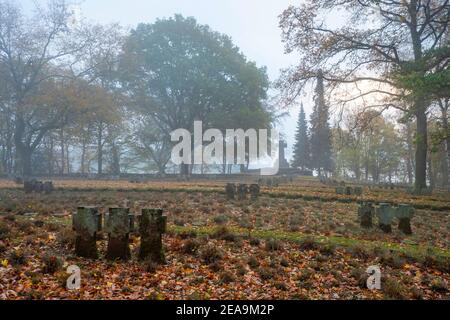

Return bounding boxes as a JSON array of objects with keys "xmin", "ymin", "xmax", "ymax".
[{"xmin": 0, "ymin": 178, "xmax": 448, "ymax": 300}]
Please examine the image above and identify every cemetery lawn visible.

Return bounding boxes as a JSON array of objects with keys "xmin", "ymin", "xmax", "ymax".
[{"xmin": 0, "ymin": 178, "xmax": 448, "ymax": 300}]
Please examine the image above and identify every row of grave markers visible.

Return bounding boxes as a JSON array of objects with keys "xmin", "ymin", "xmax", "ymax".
[
  {"xmin": 336, "ymin": 186, "xmax": 363, "ymax": 196},
  {"xmin": 24, "ymin": 180, "xmax": 54, "ymax": 194},
  {"xmin": 226, "ymin": 183, "xmax": 260, "ymax": 200},
  {"xmin": 358, "ymin": 202, "xmax": 415, "ymax": 234},
  {"xmin": 72, "ymin": 207, "xmax": 167, "ymax": 262}
]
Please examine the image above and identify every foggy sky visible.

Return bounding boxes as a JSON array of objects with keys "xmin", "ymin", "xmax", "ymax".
[{"xmin": 21, "ymin": 0, "xmax": 305, "ymax": 159}]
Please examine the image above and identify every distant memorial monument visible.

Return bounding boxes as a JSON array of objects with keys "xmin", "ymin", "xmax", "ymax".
[{"xmin": 278, "ymin": 140, "xmax": 290, "ymax": 169}]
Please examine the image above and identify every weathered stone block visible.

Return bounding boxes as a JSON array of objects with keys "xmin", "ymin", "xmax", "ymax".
[
  {"xmin": 396, "ymin": 204, "xmax": 414, "ymax": 235},
  {"xmin": 105, "ymin": 208, "xmax": 133, "ymax": 261},
  {"xmin": 43, "ymin": 181, "xmax": 54, "ymax": 194},
  {"xmin": 24, "ymin": 180, "xmax": 53, "ymax": 194},
  {"xmin": 358, "ymin": 202, "xmax": 374, "ymax": 228},
  {"xmin": 225, "ymin": 183, "xmax": 236, "ymax": 200},
  {"xmin": 345, "ymin": 186, "xmax": 353, "ymax": 195},
  {"xmin": 376, "ymin": 203, "xmax": 395, "ymax": 233},
  {"xmin": 249, "ymin": 184, "xmax": 260, "ymax": 200},
  {"xmin": 72, "ymin": 207, "xmax": 101, "ymax": 259},
  {"xmin": 354, "ymin": 186, "xmax": 363, "ymax": 196},
  {"xmin": 237, "ymin": 184, "xmax": 248, "ymax": 200},
  {"xmin": 138, "ymin": 209, "xmax": 167, "ymax": 263},
  {"xmin": 335, "ymin": 187, "xmax": 344, "ymax": 195}
]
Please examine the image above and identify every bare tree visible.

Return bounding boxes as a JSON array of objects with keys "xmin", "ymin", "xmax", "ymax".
[
  {"xmin": 0, "ymin": 0, "xmax": 96, "ymax": 176},
  {"xmin": 277, "ymin": 0, "xmax": 449, "ymax": 191}
]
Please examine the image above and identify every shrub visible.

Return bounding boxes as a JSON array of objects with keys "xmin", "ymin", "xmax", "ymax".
[
  {"xmin": 298, "ymin": 237, "xmax": 318, "ymax": 251},
  {"xmin": 350, "ymin": 244, "xmax": 370, "ymax": 260},
  {"xmin": 350, "ymin": 268, "xmax": 369, "ymax": 289},
  {"xmin": 238, "ymin": 218, "xmax": 252, "ymax": 229},
  {"xmin": 411, "ymin": 287, "xmax": 424, "ymax": 300},
  {"xmin": 219, "ymin": 271, "xmax": 236, "ymax": 284},
  {"xmin": 0, "ymin": 221, "xmax": 11, "ymax": 240},
  {"xmin": 316, "ymin": 254, "xmax": 329, "ymax": 263},
  {"xmin": 236, "ymin": 264, "xmax": 247, "ymax": 276},
  {"xmin": 274, "ymin": 281, "xmax": 287, "ymax": 291},
  {"xmin": 55, "ymin": 271, "xmax": 70, "ymax": 288},
  {"xmin": 380, "ymin": 251, "xmax": 405, "ymax": 269},
  {"xmin": 209, "ymin": 261, "xmax": 223, "ymax": 272},
  {"xmin": 258, "ymin": 267, "xmax": 275, "ymax": 281},
  {"xmin": 280, "ymin": 258, "xmax": 290, "ymax": 267},
  {"xmin": 289, "ymin": 214, "xmax": 303, "ymax": 227},
  {"xmin": 173, "ymin": 207, "xmax": 183, "ymax": 215},
  {"xmin": 145, "ymin": 260, "xmax": 159, "ymax": 273},
  {"xmin": 223, "ymin": 233, "xmax": 239, "ymax": 243},
  {"xmin": 33, "ymin": 220, "xmax": 45, "ymax": 228},
  {"xmin": 42, "ymin": 254, "xmax": 63, "ymax": 274},
  {"xmin": 0, "ymin": 242, "xmax": 6, "ymax": 253},
  {"xmin": 16, "ymin": 220, "xmax": 33, "ymax": 233},
  {"xmin": 213, "ymin": 215, "xmax": 228, "ymax": 225},
  {"xmin": 213, "ymin": 226, "xmax": 238, "ymax": 242},
  {"xmin": 297, "ymin": 269, "xmax": 313, "ymax": 282},
  {"xmin": 56, "ymin": 228, "xmax": 76, "ymax": 247},
  {"xmin": 182, "ymin": 239, "xmax": 201, "ymax": 255},
  {"xmin": 319, "ymin": 243, "xmax": 336, "ymax": 256},
  {"xmin": 430, "ymin": 278, "xmax": 448, "ymax": 293},
  {"xmin": 45, "ymin": 222, "xmax": 61, "ymax": 232},
  {"xmin": 23, "ymin": 290, "xmax": 44, "ymax": 300},
  {"xmin": 179, "ymin": 231, "xmax": 197, "ymax": 239},
  {"xmin": 4, "ymin": 215, "xmax": 16, "ymax": 222},
  {"xmin": 247, "ymin": 256, "xmax": 260, "ymax": 269},
  {"xmin": 174, "ymin": 219, "xmax": 185, "ymax": 227},
  {"xmin": 265, "ymin": 238, "xmax": 282, "ymax": 251},
  {"xmin": 212, "ymin": 226, "xmax": 229, "ymax": 238},
  {"xmin": 383, "ymin": 277, "xmax": 407, "ymax": 299},
  {"xmin": 9, "ymin": 249, "xmax": 27, "ymax": 266},
  {"xmin": 200, "ymin": 244, "xmax": 223, "ymax": 264},
  {"xmin": 249, "ymin": 238, "xmax": 260, "ymax": 246}
]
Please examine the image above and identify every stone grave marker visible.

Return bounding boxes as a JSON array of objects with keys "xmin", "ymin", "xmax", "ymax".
[
  {"xmin": 105, "ymin": 207, "xmax": 134, "ymax": 261},
  {"xmin": 396, "ymin": 204, "xmax": 414, "ymax": 235},
  {"xmin": 237, "ymin": 184, "xmax": 248, "ymax": 200},
  {"xmin": 345, "ymin": 186, "xmax": 353, "ymax": 195},
  {"xmin": 225, "ymin": 183, "xmax": 236, "ymax": 200},
  {"xmin": 72, "ymin": 207, "xmax": 102, "ymax": 259},
  {"xmin": 354, "ymin": 186, "xmax": 363, "ymax": 196},
  {"xmin": 376, "ymin": 203, "xmax": 395, "ymax": 233},
  {"xmin": 249, "ymin": 184, "xmax": 260, "ymax": 200},
  {"xmin": 358, "ymin": 202, "xmax": 375, "ymax": 228},
  {"xmin": 138, "ymin": 209, "xmax": 167, "ymax": 263},
  {"xmin": 335, "ymin": 186, "xmax": 344, "ymax": 195}
]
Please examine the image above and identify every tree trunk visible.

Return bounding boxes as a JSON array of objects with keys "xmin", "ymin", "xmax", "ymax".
[
  {"xmin": 66, "ymin": 143, "xmax": 71, "ymax": 174},
  {"xmin": 60, "ymin": 129, "xmax": 65, "ymax": 175},
  {"xmin": 97, "ymin": 124, "xmax": 103, "ymax": 175},
  {"xmin": 406, "ymin": 122, "xmax": 414, "ymax": 184},
  {"xmin": 14, "ymin": 116, "xmax": 32, "ymax": 177},
  {"xmin": 415, "ymin": 107, "xmax": 428, "ymax": 191},
  {"xmin": 111, "ymin": 144, "xmax": 120, "ymax": 175},
  {"xmin": 48, "ymin": 135, "xmax": 54, "ymax": 175},
  {"xmin": 81, "ymin": 139, "xmax": 87, "ymax": 174},
  {"xmin": 427, "ymin": 154, "xmax": 434, "ymax": 189},
  {"xmin": 20, "ymin": 148, "xmax": 32, "ymax": 177},
  {"xmin": 440, "ymin": 104, "xmax": 449, "ymax": 188}
]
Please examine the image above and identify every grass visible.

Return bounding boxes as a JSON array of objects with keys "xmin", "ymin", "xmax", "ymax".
[
  {"xmin": 35, "ymin": 213, "xmax": 445, "ymax": 264},
  {"xmin": 2, "ymin": 184, "xmax": 448, "ymax": 211},
  {"xmin": 168, "ymin": 225, "xmax": 450, "ymax": 264}
]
